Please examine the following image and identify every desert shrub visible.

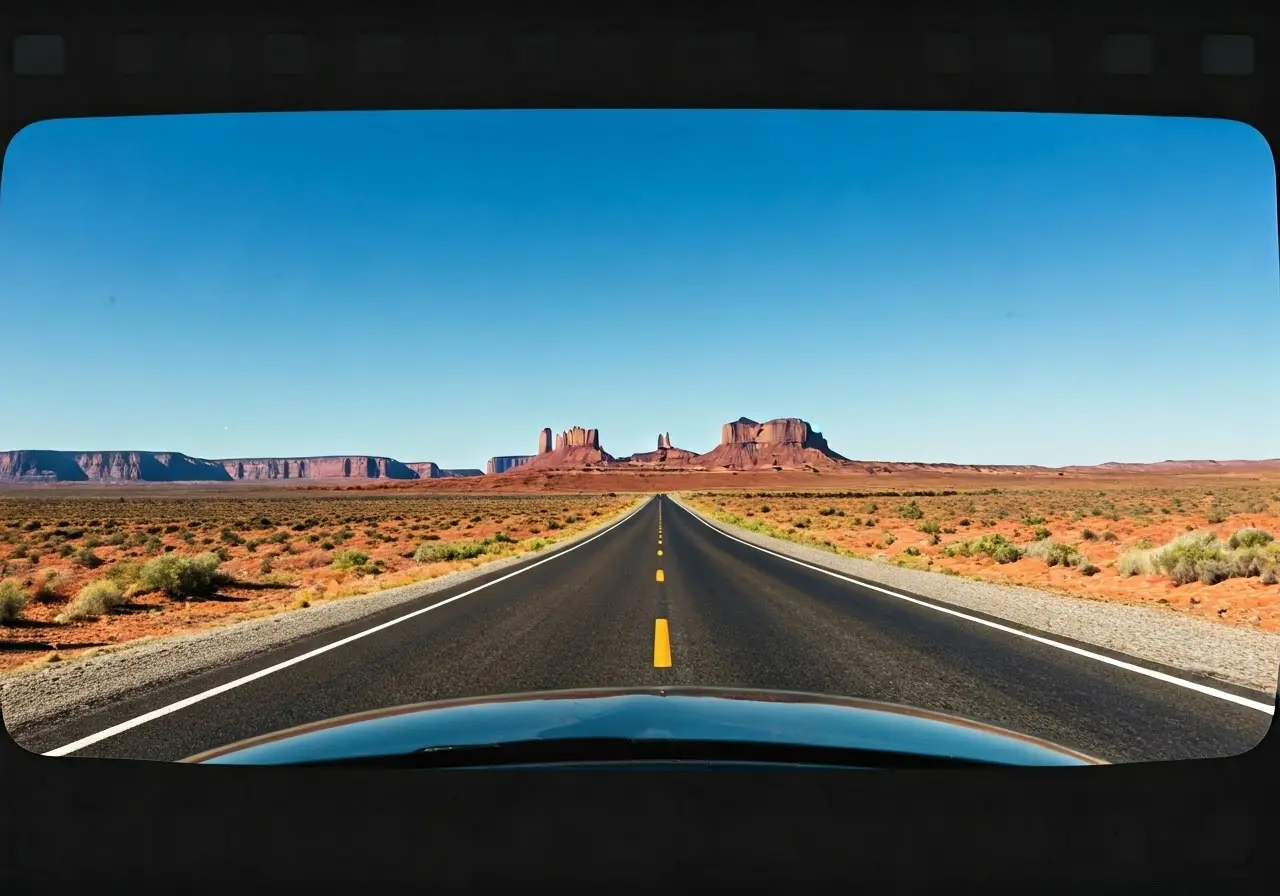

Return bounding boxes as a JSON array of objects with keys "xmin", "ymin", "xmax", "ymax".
[
  {"xmin": 903, "ymin": 546, "xmax": 922, "ymax": 557},
  {"xmin": 958, "ymin": 518, "xmax": 971, "ymax": 527},
  {"xmin": 106, "ymin": 559, "xmax": 144, "ymax": 591},
  {"xmin": 137, "ymin": 552, "xmax": 230, "ymax": 599},
  {"xmin": 414, "ymin": 541, "xmax": 485, "ymax": 563},
  {"xmin": 1262, "ymin": 567, "xmax": 1279, "ymax": 586},
  {"xmin": 1024, "ymin": 539, "xmax": 1082, "ymax": 568},
  {"xmin": 1079, "ymin": 559, "xmax": 1100, "ymax": 576},
  {"xmin": 546, "ymin": 520, "xmax": 563, "ymax": 530},
  {"xmin": 1134, "ymin": 537, "xmax": 1154, "ymax": 550},
  {"xmin": 1228, "ymin": 528, "xmax": 1274, "ymax": 550},
  {"xmin": 898, "ymin": 501, "xmax": 924, "ymax": 520},
  {"xmin": 919, "ymin": 521, "xmax": 941, "ymax": 536},
  {"xmin": 259, "ymin": 556, "xmax": 274, "ymax": 574},
  {"xmin": 966, "ymin": 533, "xmax": 1022, "ymax": 564},
  {"xmin": 818, "ymin": 507, "xmax": 837, "ymax": 516},
  {"xmin": 793, "ymin": 517, "xmax": 810, "ymax": 529},
  {"xmin": 1207, "ymin": 507, "xmax": 1229, "ymax": 525},
  {"xmin": 490, "ymin": 532, "xmax": 516, "ymax": 544},
  {"xmin": 58, "ymin": 580, "xmax": 126, "ymax": 622},
  {"xmin": 219, "ymin": 528, "xmax": 245, "ymax": 546},
  {"xmin": 331, "ymin": 549, "xmax": 371, "ymax": 571},
  {"xmin": 1081, "ymin": 529, "xmax": 1097, "ymax": 541},
  {"xmin": 0, "ymin": 580, "xmax": 29, "ymax": 622},
  {"xmin": 1117, "ymin": 547, "xmax": 1160, "ymax": 577},
  {"xmin": 29, "ymin": 570, "xmax": 60, "ymax": 603},
  {"xmin": 527, "ymin": 539, "xmax": 549, "ymax": 552},
  {"xmin": 1032, "ymin": 526, "xmax": 1052, "ymax": 541},
  {"xmin": 1022, "ymin": 514, "xmax": 1047, "ymax": 526},
  {"xmin": 75, "ymin": 547, "xmax": 104, "ymax": 569}
]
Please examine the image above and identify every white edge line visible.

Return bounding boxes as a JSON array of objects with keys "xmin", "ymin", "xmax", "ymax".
[
  {"xmin": 670, "ymin": 496, "xmax": 1276, "ymax": 717},
  {"xmin": 40, "ymin": 497, "xmax": 654, "ymax": 757}
]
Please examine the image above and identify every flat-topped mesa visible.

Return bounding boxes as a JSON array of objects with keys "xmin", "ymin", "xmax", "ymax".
[
  {"xmin": 554, "ymin": 427, "xmax": 600, "ymax": 451},
  {"xmin": 695, "ymin": 416, "xmax": 851, "ymax": 470},
  {"xmin": 486, "ymin": 455, "xmax": 533, "ymax": 475},
  {"xmin": 404, "ymin": 462, "xmax": 440, "ymax": 479},
  {"xmin": 0, "ymin": 450, "xmax": 443, "ymax": 482},
  {"xmin": 537, "ymin": 428, "xmax": 553, "ymax": 455},
  {"xmin": 221, "ymin": 456, "xmax": 421, "ymax": 481}
]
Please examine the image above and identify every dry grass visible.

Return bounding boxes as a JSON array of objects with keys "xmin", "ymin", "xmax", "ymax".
[
  {"xmin": 0, "ymin": 492, "xmax": 639, "ymax": 670},
  {"xmin": 684, "ymin": 480, "xmax": 1280, "ymax": 630}
]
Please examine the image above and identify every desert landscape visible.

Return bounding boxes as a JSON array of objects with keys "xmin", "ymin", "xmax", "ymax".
[
  {"xmin": 0, "ymin": 492, "xmax": 640, "ymax": 672},
  {"xmin": 3, "ymin": 414, "xmax": 1278, "ymax": 673}
]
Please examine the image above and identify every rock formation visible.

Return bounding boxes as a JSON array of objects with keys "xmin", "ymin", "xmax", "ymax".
[
  {"xmin": 221, "ymin": 456, "xmax": 424, "ymax": 480},
  {"xmin": 404, "ymin": 462, "xmax": 441, "ymax": 479},
  {"xmin": 487, "ymin": 455, "xmax": 534, "ymax": 475},
  {"xmin": 519, "ymin": 426, "xmax": 614, "ymax": 471},
  {"xmin": 537, "ymin": 428, "xmax": 553, "ymax": 455},
  {"xmin": 0, "ymin": 451, "xmax": 442, "ymax": 483},
  {"xmin": 553, "ymin": 427, "xmax": 600, "ymax": 451},
  {"xmin": 693, "ymin": 417, "xmax": 852, "ymax": 471},
  {"xmin": 437, "ymin": 468, "xmax": 484, "ymax": 478},
  {"xmin": 623, "ymin": 432, "xmax": 698, "ymax": 466}
]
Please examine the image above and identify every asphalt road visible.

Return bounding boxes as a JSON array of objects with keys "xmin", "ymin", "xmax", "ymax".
[{"xmin": 14, "ymin": 495, "xmax": 1275, "ymax": 763}]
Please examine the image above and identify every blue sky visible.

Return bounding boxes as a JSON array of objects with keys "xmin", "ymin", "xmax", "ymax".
[{"xmin": 0, "ymin": 110, "xmax": 1275, "ymax": 468}]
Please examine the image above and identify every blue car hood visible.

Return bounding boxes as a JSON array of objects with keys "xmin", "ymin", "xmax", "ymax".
[{"xmin": 184, "ymin": 687, "xmax": 1105, "ymax": 766}]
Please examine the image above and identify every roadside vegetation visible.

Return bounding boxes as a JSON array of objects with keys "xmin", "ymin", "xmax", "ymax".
[
  {"xmin": 0, "ymin": 493, "xmax": 639, "ymax": 670},
  {"xmin": 685, "ymin": 482, "xmax": 1280, "ymax": 630}
]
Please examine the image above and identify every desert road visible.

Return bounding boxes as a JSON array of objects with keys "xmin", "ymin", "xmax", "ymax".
[{"xmin": 16, "ymin": 495, "xmax": 1275, "ymax": 763}]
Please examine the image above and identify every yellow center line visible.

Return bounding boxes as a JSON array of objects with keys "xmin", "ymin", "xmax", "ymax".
[
  {"xmin": 653, "ymin": 619, "xmax": 672, "ymax": 667},
  {"xmin": 656, "ymin": 569, "xmax": 664, "ymax": 582},
  {"xmin": 657, "ymin": 549, "xmax": 663, "ymax": 556}
]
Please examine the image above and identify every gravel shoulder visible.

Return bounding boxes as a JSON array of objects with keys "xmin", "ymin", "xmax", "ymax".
[
  {"xmin": 0, "ymin": 497, "xmax": 651, "ymax": 736},
  {"xmin": 670, "ymin": 493, "xmax": 1280, "ymax": 696}
]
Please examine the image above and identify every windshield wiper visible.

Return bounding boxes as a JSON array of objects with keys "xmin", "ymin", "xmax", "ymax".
[{"xmin": 283, "ymin": 737, "xmax": 1006, "ymax": 770}]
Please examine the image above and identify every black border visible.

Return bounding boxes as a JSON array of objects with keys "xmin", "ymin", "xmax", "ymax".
[{"xmin": 2, "ymin": 0, "xmax": 1277, "ymax": 890}]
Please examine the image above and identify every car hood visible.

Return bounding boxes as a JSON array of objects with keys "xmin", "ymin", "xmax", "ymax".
[{"xmin": 183, "ymin": 687, "xmax": 1106, "ymax": 766}]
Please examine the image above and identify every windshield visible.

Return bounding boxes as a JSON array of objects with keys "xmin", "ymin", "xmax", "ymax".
[{"xmin": 0, "ymin": 110, "xmax": 1275, "ymax": 767}]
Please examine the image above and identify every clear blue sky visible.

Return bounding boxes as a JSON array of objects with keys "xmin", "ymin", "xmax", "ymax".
[{"xmin": 1, "ymin": 110, "xmax": 1275, "ymax": 468}]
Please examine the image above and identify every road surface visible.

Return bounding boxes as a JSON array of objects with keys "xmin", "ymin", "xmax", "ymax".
[{"xmin": 14, "ymin": 495, "xmax": 1275, "ymax": 762}]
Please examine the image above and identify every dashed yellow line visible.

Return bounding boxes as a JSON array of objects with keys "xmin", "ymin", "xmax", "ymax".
[
  {"xmin": 657, "ymin": 549, "xmax": 663, "ymax": 556},
  {"xmin": 653, "ymin": 618, "xmax": 672, "ymax": 667},
  {"xmin": 656, "ymin": 569, "xmax": 664, "ymax": 582}
]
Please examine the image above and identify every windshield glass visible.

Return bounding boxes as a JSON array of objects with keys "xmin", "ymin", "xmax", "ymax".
[{"xmin": 0, "ymin": 110, "xmax": 1275, "ymax": 767}]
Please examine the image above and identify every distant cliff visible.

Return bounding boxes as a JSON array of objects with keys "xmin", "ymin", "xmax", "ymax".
[
  {"xmin": 487, "ymin": 455, "xmax": 534, "ymax": 475},
  {"xmin": 0, "ymin": 451, "xmax": 443, "ymax": 483}
]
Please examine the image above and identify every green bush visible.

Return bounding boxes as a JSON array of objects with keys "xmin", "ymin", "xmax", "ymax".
[
  {"xmin": 0, "ymin": 580, "xmax": 28, "ymax": 623},
  {"xmin": 75, "ymin": 547, "xmax": 104, "ymax": 569},
  {"xmin": 1032, "ymin": 526, "xmax": 1052, "ymax": 541},
  {"xmin": 903, "ymin": 546, "xmax": 922, "ymax": 557},
  {"xmin": 414, "ymin": 541, "xmax": 486, "ymax": 563},
  {"xmin": 58, "ymin": 580, "xmax": 126, "ymax": 622},
  {"xmin": 918, "ymin": 521, "xmax": 941, "ymax": 536},
  {"xmin": 331, "ymin": 549, "xmax": 371, "ymax": 571},
  {"xmin": 963, "ymin": 533, "xmax": 1023, "ymax": 564},
  {"xmin": 1228, "ymin": 528, "xmax": 1274, "ymax": 550},
  {"xmin": 137, "ymin": 552, "xmax": 230, "ymax": 599},
  {"xmin": 106, "ymin": 559, "xmax": 144, "ymax": 591},
  {"xmin": 898, "ymin": 501, "xmax": 924, "ymax": 520}
]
